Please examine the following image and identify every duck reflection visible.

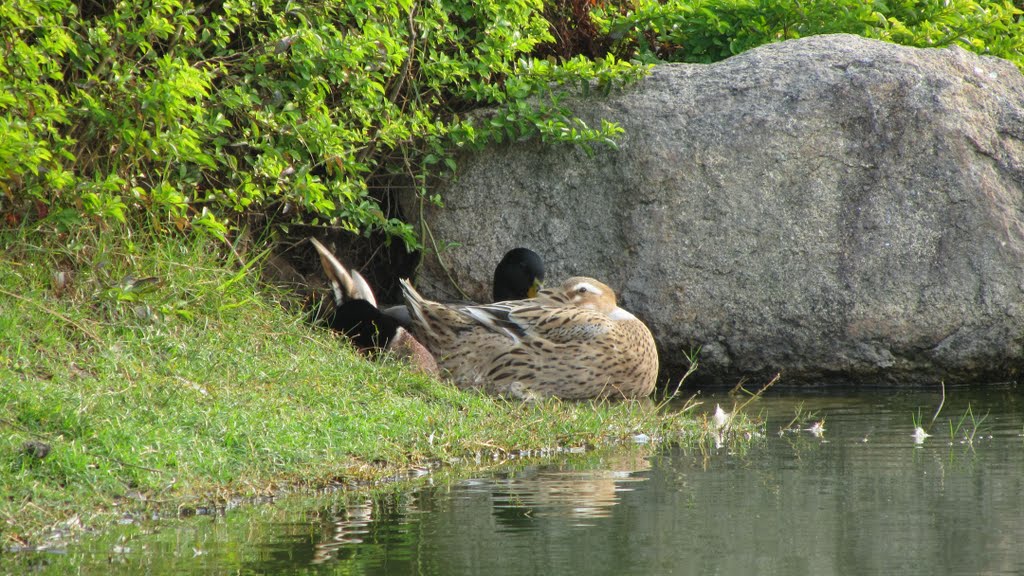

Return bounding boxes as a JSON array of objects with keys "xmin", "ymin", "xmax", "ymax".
[
  {"xmin": 485, "ymin": 452, "xmax": 652, "ymax": 528},
  {"xmin": 310, "ymin": 498, "xmax": 376, "ymax": 564},
  {"xmin": 308, "ymin": 452, "xmax": 652, "ymax": 564}
]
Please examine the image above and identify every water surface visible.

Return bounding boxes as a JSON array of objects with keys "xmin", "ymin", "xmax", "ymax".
[{"xmin": 10, "ymin": 386, "xmax": 1024, "ymax": 575}]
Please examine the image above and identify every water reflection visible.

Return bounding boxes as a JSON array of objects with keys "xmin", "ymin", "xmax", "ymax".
[
  {"xmin": 305, "ymin": 451, "xmax": 653, "ymax": 568},
  {"xmin": 463, "ymin": 451, "xmax": 651, "ymax": 527},
  {"xmin": 310, "ymin": 498, "xmax": 375, "ymax": 564},
  {"xmin": 292, "ymin": 388, "xmax": 1024, "ymax": 576},
  {"xmin": 10, "ymin": 386, "xmax": 1024, "ymax": 576}
]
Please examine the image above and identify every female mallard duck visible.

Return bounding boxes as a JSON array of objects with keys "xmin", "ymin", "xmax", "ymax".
[{"xmin": 399, "ymin": 276, "xmax": 659, "ymax": 399}]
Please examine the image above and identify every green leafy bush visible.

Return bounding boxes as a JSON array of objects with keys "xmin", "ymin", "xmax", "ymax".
[
  {"xmin": 0, "ymin": 0, "xmax": 640, "ymax": 247},
  {"xmin": 592, "ymin": 0, "xmax": 1024, "ymax": 65},
  {"xmin": 3, "ymin": 0, "xmax": 1021, "ymax": 248}
]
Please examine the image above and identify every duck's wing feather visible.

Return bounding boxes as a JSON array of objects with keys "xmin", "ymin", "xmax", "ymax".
[
  {"xmin": 454, "ymin": 302, "xmax": 614, "ymax": 344},
  {"xmin": 453, "ymin": 301, "xmax": 533, "ymax": 343},
  {"xmin": 401, "ymin": 279, "xmax": 614, "ymax": 346}
]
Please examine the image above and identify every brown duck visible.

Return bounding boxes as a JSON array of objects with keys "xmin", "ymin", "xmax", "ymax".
[{"xmin": 400, "ymin": 276, "xmax": 659, "ymax": 399}]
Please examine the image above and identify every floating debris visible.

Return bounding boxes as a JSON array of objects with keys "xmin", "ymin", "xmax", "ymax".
[
  {"xmin": 807, "ymin": 421, "xmax": 826, "ymax": 438},
  {"xmin": 713, "ymin": 431, "xmax": 725, "ymax": 450},
  {"xmin": 712, "ymin": 404, "xmax": 731, "ymax": 431},
  {"xmin": 631, "ymin": 433, "xmax": 650, "ymax": 445},
  {"xmin": 912, "ymin": 427, "xmax": 930, "ymax": 444}
]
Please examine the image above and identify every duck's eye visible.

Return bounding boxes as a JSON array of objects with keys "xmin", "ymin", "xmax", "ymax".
[{"xmin": 572, "ymin": 282, "xmax": 603, "ymax": 296}]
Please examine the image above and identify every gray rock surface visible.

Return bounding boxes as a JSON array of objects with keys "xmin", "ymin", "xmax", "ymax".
[{"xmin": 403, "ymin": 34, "xmax": 1024, "ymax": 387}]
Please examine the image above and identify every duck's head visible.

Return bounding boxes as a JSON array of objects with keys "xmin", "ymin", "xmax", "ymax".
[
  {"xmin": 328, "ymin": 299, "xmax": 399, "ymax": 351},
  {"xmin": 493, "ymin": 247, "xmax": 545, "ymax": 301},
  {"xmin": 556, "ymin": 277, "xmax": 618, "ymax": 313}
]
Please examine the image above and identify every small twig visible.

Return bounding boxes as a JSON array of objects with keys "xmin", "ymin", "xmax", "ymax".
[
  {"xmin": 385, "ymin": 2, "xmax": 419, "ymax": 106},
  {"xmin": 3, "ymin": 417, "xmax": 164, "ymax": 474},
  {"xmin": 735, "ymin": 372, "xmax": 781, "ymax": 414},
  {"xmin": 728, "ymin": 376, "xmax": 747, "ymax": 396},
  {"xmin": 780, "ymin": 402, "xmax": 807, "ymax": 432},
  {"xmin": 659, "ymin": 356, "xmax": 699, "ymax": 408},
  {"xmin": 0, "ymin": 287, "xmax": 101, "ymax": 342},
  {"xmin": 101, "ymin": 454, "xmax": 166, "ymax": 475},
  {"xmin": 0, "ymin": 417, "xmax": 32, "ymax": 434},
  {"xmin": 472, "ymin": 440, "xmax": 504, "ymax": 450},
  {"xmin": 413, "ymin": 177, "xmax": 470, "ymax": 300},
  {"xmin": 928, "ymin": 380, "xmax": 946, "ymax": 429}
]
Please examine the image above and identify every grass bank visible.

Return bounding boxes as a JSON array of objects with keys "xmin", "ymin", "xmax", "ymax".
[{"xmin": 0, "ymin": 226, "xmax": 746, "ymax": 548}]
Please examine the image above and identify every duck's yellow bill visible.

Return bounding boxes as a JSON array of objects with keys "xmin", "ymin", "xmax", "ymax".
[{"xmin": 527, "ymin": 278, "xmax": 543, "ymax": 298}]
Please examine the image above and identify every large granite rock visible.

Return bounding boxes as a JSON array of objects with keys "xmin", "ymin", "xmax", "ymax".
[{"xmin": 404, "ymin": 34, "xmax": 1024, "ymax": 387}]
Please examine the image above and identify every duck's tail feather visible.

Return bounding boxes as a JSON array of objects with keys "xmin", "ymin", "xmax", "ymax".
[
  {"xmin": 349, "ymin": 270, "xmax": 376, "ymax": 306},
  {"xmin": 398, "ymin": 278, "xmax": 428, "ymax": 328},
  {"xmin": 310, "ymin": 238, "xmax": 377, "ymax": 307}
]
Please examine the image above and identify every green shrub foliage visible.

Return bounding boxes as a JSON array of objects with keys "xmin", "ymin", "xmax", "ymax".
[
  {"xmin": 2, "ymin": 0, "xmax": 1021, "ymax": 246},
  {"xmin": 0, "ymin": 0, "xmax": 638, "ymax": 246},
  {"xmin": 593, "ymin": 0, "xmax": 1024, "ymax": 65}
]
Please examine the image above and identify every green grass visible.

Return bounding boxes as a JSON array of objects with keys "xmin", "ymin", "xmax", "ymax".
[{"xmin": 0, "ymin": 225, "xmax": 752, "ymax": 548}]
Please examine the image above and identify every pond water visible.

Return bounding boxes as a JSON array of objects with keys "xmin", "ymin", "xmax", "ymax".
[{"xmin": 10, "ymin": 386, "xmax": 1024, "ymax": 575}]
